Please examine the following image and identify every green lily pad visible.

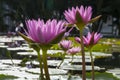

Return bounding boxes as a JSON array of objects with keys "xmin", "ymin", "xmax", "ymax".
[{"xmin": 0, "ymin": 74, "xmax": 18, "ymax": 80}]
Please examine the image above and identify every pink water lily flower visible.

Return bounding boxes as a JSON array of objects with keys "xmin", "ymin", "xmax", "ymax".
[
  {"xmin": 25, "ymin": 19, "xmax": 66, "ymax": 45},
  {"xmin": 64, "ymin": 5, "xmax": 92, "ymax": 24},
  {"xmin": 67, "ymin": 47, "xmax": 81, "ymax": 55},
  {"xmin": 75, "ymin": 32, "xmax": 102, "ymax": 47},
  {"xmin": 59, "ymin": 40, "xmax": 72, "ymax": 51}
]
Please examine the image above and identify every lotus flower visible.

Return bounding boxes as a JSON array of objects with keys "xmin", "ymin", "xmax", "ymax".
[
  {"xmin": 64, "ymin": 5, "xmax": 92, "ymax": 24},
  {"xmin": 75, "ymin": 32, "xmax": 102, "ymax": 47},
  {"xmin": 67, "ymin": 47, "xmax": 81, "ymax": 55},
  {"xmin": 18, "ymin": 19, "xmax": 67, "ymax": 80},
  {"xmin": 59, "ymin": 40, "xmax": 72, "ymax": 51},
  {"xmin": 20, "ymin": 19, "xmax": 66, "ymax": 46}
]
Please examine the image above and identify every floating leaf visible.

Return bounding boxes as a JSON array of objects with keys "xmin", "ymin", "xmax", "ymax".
[{"xmin": 91, "ymin": 43, "xmax": 112, "ymax": 52}]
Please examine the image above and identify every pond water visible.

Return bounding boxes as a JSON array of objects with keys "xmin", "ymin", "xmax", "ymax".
[
  {"xmin": 0, "ymin": 59, "xmax": 119, "ymax": 80},
  {"xmin": 0, "ymin": 72, "xmax": 119, "ymax": 80},
  {"xmin": 0, "ymin": 40, "xmax": 120, "ymax": 80}
]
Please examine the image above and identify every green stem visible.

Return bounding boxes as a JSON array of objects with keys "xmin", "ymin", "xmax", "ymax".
[
  {"xmin": 80, "ymin": 31, "xmax": 86, "ymax": 80},
  {"xmin": 89, "ymin": 48, "xmax": 95, "ymax": 80},
  {"xmin": 7, "ymin": 50, "xmax": 14, "ymax": 66},
  {"xmin": 37, "ymin": 50, "xmax": 44, "ymax": 80},
  {"xmin": 42, "ymin": 48, "xmax": 50, "ymax": 80},
  {"xmin": 70, "ymin": 55, "xmax": 74, "ymax": 64},
  {"xmin": 57, "ymin": 53, "xmax": 66, "ymax": 68}
]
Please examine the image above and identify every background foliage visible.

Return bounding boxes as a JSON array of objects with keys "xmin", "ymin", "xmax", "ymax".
[{"xmin": 0, "ymin": 0, "xmax": 120, "ymax": 34}]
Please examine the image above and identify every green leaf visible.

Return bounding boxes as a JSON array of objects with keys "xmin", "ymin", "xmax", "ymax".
[
  {"xmin": 18, "ymin": 32, "xmax": 33, "ymax": 43},
  {"xmin": 115, "ymin": 41, "xmax": 120, "ymax": 45},
  {"xmin": 0, "ymin": 74, "xmax": 18, "ymax": 79},
  {"xmin": 76, "ymin": 11, "xmax": 83, "ymax": 24},
  {"xmin": 18, "ymin": 32, "xmax": 42, "ymax": 51},
  {"xmin": 89, "ymin": 15, "xmax": 102, "ymax": 23},
  {"xmin": 86, "ymin": 72, "xmax": 119, "ymax": 80},
  {"xmin": 47, "ymin": 52, "xmax": 63, "ymax": 58},
  {"xmin": 91, "ymin": 43, "xmax": 112, "ymax": 52},
  {"xmin": 75, "ymin": 11, "xmax": 85, "ymax": 30}
]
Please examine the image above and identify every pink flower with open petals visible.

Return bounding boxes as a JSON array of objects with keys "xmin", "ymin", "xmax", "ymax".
[
  {"xmin": 64, "ymin": 5, "xmax": 92, "ymax": 24},
  {"xmin": 59, "ymin": 40, "xmax": 72, "ymax": 51},
  {"xmin": 75, "ymin": 32, "xmax": 102, "ymax": 47},
  {"xmin": 25, "ymin": 19, "xmax": 66, "ymax": 45},
  {"xmin": 67, "ymin": 47, "xmax": 81, "ymax": 55}
]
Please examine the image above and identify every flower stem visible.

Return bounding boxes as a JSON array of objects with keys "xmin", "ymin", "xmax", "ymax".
[
  {"xmin": 70, "ymin": 55, "xmax": 74, "ymax": 64},
  {"xmin": 89, "ymin": 48, "xmax": 95, "ymax": 80},
  {"xmin": 80, "ymin": 31, "xmax": 86, "ymax": 80},
  {"xmin": 57, "ymin": 53, "xmax": 66, "ymax": 68},
  {"xmin": 7, "ymin": 50, "xmax": 14, "ymax": 66},
  {"xmin": 42, "ymin": 48, "xmax": 50, "ymax": 80},
  {"xmin": 37, "ymin": 50, "xmax": 44, "ymax": 80}
]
